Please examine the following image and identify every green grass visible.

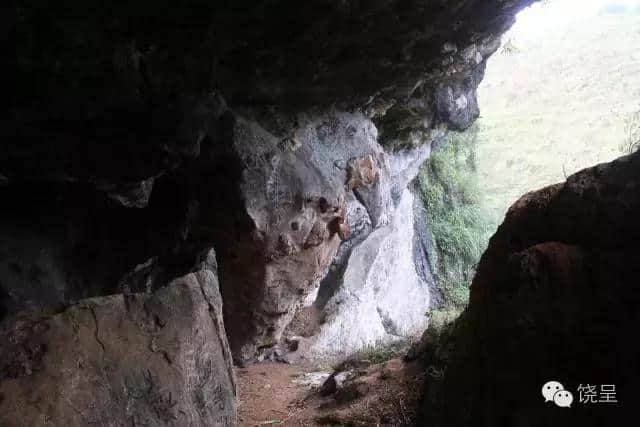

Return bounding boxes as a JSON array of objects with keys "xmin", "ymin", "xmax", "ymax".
[
  {"xmin": 417, "ymin": 126, "xmax": 494, "ymax": 312},
  {"xmin": 476, "ymin": 8, "xmax": 640, "ymax": 230},
  {"xmin": 416, "ymin": 5, "xmax": 640, "ymax": 317},
  {"xmin": 335, "ymin": 340, "xmax": 414, "ymax": 371},
  {"xmin": 620, "ymin": 107, "xmax": 640, "ymax": 154}
]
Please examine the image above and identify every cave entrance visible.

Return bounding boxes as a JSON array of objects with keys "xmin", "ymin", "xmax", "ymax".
[
  {"xmin": 417, "ymin": 0, "xmax": 640, "ymax": 319},
  {"xmin": 477, "ymin": 0, "xmax": 640, "ymax": 230}
]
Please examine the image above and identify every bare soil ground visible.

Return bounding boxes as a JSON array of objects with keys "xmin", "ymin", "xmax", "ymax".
[{"xmin": 236, "ymin": 358, "xmax": 424, "ymax": 426}]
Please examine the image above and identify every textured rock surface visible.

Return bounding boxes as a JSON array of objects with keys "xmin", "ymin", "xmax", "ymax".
[
  {"xmin": 418, "ymin": 152, "xmax": 640, "ymax": 426},
  {"xmin": 412, "ymin": 186, "xmax": 441, "ymax": 308},
  {"xmin": 0, "ymin": 249, "xmax": 237, "ymax": 426},
  {"xmin": 5, "ymin": 0, "xmax": 532, "ymax": 124},
  {"xmin": 2, "ymin": 0, "xmax": 535, "ymax": 365},
  {"xmin": 219, "ymin": 110, "xmax": 380, "ymax": 362},
  {"xmin": 288, "ymin": 141, "xmax": 437, "ymax": 360},
  {"xmin": 305, "ymin": 189, "xmax": 431, "ymax": 358}
]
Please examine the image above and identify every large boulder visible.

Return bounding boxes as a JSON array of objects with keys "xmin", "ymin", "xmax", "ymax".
[
  {"xmin": 2, "ymin": 0, "xmax": 536, "ymax": 365},
  {"xmin": 0, "ymin": 250, "xmax": 237, "ymax": 426},
  {"xmin": 419, "ymin": 152, "xmax": 640, "ymax": 426}
]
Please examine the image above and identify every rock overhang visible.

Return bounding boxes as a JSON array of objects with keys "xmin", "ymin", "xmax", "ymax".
[{"xmin": 2, "ymin": 0, "xmax": 538, "ymax": 361}]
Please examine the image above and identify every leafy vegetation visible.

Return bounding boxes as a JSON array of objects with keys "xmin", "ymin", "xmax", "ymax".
[
  {"xmin": 417, "ymin": 126, "xmax": 493, "ymax": 312},
  {"xmin": 620, "ymin": 107, "xmax": 640, "ymax": 154},
  {"xmin": 335, "ymin": 340, "xmax": 414, "ymax": 371},
  {"xmin": 415, "ymin": 0, "xmax": 639, "ymax": 319},
  {"xmin": 499, "ymin": 38, "xmax": 520, "ymax": 56}
]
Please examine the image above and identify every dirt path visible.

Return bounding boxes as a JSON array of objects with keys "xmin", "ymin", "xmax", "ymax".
[
  {"xmin": 236, "ymin": 359, "xmax": 424, "ymax": 426},
  {"xmin": 237, "ymin": 362, "xmax": 318, "ymax": 426}
]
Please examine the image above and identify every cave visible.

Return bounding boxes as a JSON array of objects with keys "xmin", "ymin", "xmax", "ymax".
[{"xmin": 1, "ymin": 0, "xmax": 639, "ymax": 426}]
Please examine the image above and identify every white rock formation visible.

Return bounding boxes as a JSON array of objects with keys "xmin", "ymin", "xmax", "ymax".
[{"xmin": 307, "ymin": 189, "xmax": 430, "ymax": 357}]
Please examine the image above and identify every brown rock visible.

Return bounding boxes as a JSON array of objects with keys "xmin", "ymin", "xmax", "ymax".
[
  {"xmin": 421, "ymin": 152, "xmax": 640, "ymax": 426},
  {"xmin": 0, "ymin": 252, "xmax": 237, "ymax": 427},
  {"xmin": 346, "ymin": 154, "xmax": 381, "ymax": 190}
]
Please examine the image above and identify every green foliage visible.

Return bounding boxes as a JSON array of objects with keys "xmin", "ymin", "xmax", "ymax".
[
  {"xmin": 418, "ymin": 126, "xmax": 494, "ymax": 311},
  {"xmin": 499, "ymin": 39, "xmax": 521, "ymax": 56},
  {"xmin": 335, "ymin": 340, "xmax": 413, "ymax": 371},
  {"xmin": 425, "ymin": 308, "xmax": 461, "ymax": 336},
  {"xmin": 619, "ymin": 107, "xmax": 640, "ymax": 154}
]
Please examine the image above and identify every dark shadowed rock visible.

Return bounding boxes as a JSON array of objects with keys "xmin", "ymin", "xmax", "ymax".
[
  {"xmin": 2, "ymin": 0, "xmax": 535, "ymax": 365},
  {"xmin": 419, "ymin": 152, "xmax": 640, "ymax": 426},
  {"xmin": 0, "ymin": 1, "xmax": 560, "ymax": 425},
  {"xmin": 0, "ymin": 249, "xmax": 236, "ymax": 426}
]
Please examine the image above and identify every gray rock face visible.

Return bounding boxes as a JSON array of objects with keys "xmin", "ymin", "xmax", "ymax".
[
  {"xmin": 434, "ymin": 82, "xmax": 481, "ymax": 131},
  {"xmin": 0, "ymin": 249, "xmax": 237, "ymax": 426},
  {"xmin": 314, "ymin": 192, "xmax": 374, "ymax": 309},
  {"xmin": 2, "ymin": 0, "xmax": 534, "ymax": 367},
  {"xmin": 287, "ymin": 142, "xmax": 436, "ymax": 359},
  {"xmin": 5, "ymin": 1, "xmax": 532, "ymax": 128},
  {"xmin": 0, "ymin": 2, "xmax": 543, "ymax": 425},
  {"xmin": 306, "ymin": 188, "xmax": 431, "ymax": 358},
  {"xmin": 0, "ymin": 225, "xmax": 70, "ymax": 316},
  {"xmin": 412, "ymin": 190, "xmax": 442, "ymax": 308},
  {"xmin": 219, "ymin": 110, "xmax": 394, "ymax": 362}
]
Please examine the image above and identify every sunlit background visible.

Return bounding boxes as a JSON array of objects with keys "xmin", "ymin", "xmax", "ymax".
[
  {"xmin": 513, "ymin": 0, "xmax": 640, "ymax": 40},
  {"xmin": 475, "ymin": 0, "xmax": 640, "ymax": 229}
]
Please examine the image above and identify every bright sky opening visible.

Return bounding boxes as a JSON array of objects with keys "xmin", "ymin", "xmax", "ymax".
[{"xmin": 509, "ymin": 0, "xmax": 640, "ymax": 42}]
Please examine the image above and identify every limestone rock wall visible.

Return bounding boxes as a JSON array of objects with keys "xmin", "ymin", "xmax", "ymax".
[
  {"xmin": 3, "ymin": 0, "xmax": 534, "ymax": 367},
  {"xmin": 216, "ymin": 107, "xmax": 436, "ymax": 362},
  {"xmin": 0, "ymin": 249, "xmax": 237, "ymax": 426},
  {"xmin": 304, "ymin": 188, "xmax": 431, "ymax": 358},
  {"xmin": 0, "ymin": 1, "xmax": 545, "ymax": 424},
  {"xmin": 218, "ymin": 109, "xmax": 383, "ymax": 362}
]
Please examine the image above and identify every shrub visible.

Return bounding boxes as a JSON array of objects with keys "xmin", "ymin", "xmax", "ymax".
[
  {"xmin": 499, "ymin": 39, "xmax": 520, "ymax": 56},
  {"xmin": 619, "ymin": 107, "xmax": 640, "ymax": 154},
  {"xmin": 417, "ymin": 125, "xmax": 494, "ymax": 312},
  {"xmin": 335, "ymin": 340, "xmax": 414, "ymax": 371}
]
